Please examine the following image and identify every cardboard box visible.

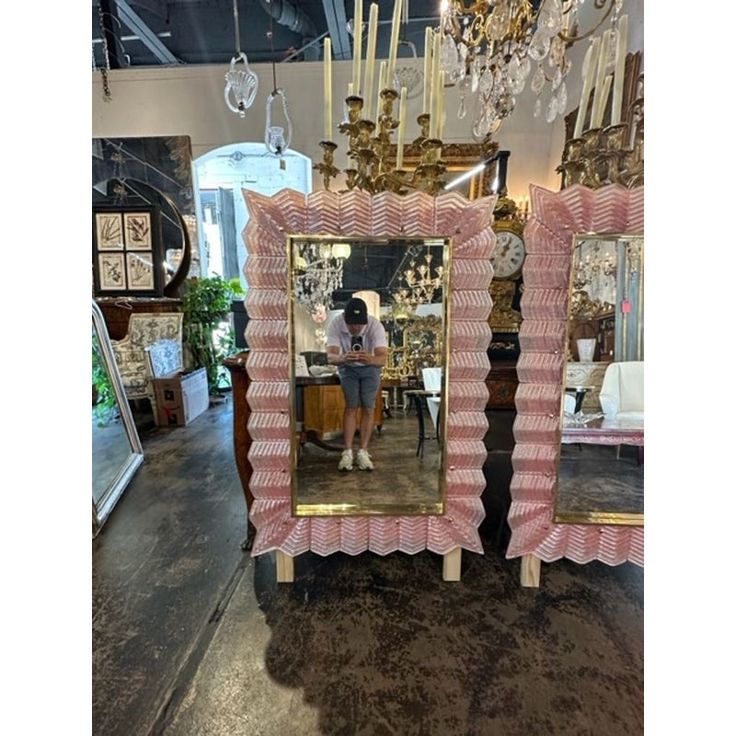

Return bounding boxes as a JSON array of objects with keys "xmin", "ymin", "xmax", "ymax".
[{"xmin": 152, "ymin": 367, "xmax": 209, "ymax": 427}]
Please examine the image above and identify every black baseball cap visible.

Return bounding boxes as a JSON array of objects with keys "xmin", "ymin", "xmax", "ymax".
[{"xmin": 344, "ymin": 297, "xmax": 368, "ymax": 325}]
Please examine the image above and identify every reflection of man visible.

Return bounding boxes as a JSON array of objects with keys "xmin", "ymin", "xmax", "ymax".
[{"xmin": 326, "ymin": 297, "xmax": 388, "ymax": 471}]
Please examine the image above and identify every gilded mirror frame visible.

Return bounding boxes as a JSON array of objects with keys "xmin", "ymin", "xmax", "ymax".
[
  {"xmin": 92, "ymin": 301, "xmax": 144, "ymax": 536},
  {"xmin": 506, "ymin": 184, "xmax": 644, "ymax": 587},
  {"xmin": 243, "ymin": 189, "xmax": 496, "ymax": 562},
  {"xmin": 287, "ymin": 235, "xmax": 451, "ymax": 517}
]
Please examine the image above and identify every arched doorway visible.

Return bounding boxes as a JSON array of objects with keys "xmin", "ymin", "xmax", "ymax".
[{"xmin": 193, "ymin": 143, "xmax": 312, "ymax": 289}]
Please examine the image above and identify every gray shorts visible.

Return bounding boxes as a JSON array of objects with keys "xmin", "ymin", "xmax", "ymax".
[{"xmin": 338, "ymin": 365, "xmax": 381, "ymax": 408}]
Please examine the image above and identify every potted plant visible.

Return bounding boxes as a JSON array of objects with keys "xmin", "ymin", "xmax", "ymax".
[
  {"xmin": 181, "ymin": 275, "xmax": 245, "ymax": 395},
  {"xmin": 92, "ymin": 338, "xmax": 119, "ymax": 426}
]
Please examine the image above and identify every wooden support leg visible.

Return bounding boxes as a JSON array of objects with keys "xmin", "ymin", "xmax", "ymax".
[
  {"xmin": 276, "ymin": 551, "xmax": 294, "ymax": 583},
  {"xmin": 520, "ymin": 554, "xmax": 541, "ymax": 588},
  {"xmin": 442, "ymin": 548, "xmax": 462, "ymax": 582}
]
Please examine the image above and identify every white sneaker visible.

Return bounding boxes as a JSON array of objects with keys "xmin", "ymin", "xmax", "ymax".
[
  {"xmin": 355, "ymin": 449, "xmax": 374, "ymax": 471},
  {"xmin": 338, "ymin": 449, "xmax": 354, "ymax": 471}
]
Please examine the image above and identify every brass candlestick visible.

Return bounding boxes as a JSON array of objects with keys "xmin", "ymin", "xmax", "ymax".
[
  {"xmin": 338, "ymin": 95, "xmax": 364, "ymax": 159},
  {"xmin": 558, "ymin": 78, "xmax": 645, "ymax": 191},
  {"xmin": 335, "ymin": 90, "xmax": 446, "ymax": 196},
  {"xmin": 558, "ymin": 121, "xmax": 643, "ymax": 189},
  {"xmin": 313, "ymin": 140, "xmax": 339, "ymax": 191}
]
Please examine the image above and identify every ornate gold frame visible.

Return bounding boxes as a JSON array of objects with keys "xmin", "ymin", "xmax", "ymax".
[
  {"xmin": 287, "ymin": 235, "xmax": 453, "ymax": 518},
  {"xmin": 387, "ymin": 141, "xmax": 498, "ymax": 199}
]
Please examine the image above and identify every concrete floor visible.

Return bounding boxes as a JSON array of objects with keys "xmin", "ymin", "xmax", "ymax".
[{"xmin": 93, "ymin": 402, "xmax": 643, "ymax": 735}]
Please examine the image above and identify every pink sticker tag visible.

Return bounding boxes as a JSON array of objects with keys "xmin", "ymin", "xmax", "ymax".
[{"xmin": 621, "ymin": 299, "xmax": 631, "ymax": 313}]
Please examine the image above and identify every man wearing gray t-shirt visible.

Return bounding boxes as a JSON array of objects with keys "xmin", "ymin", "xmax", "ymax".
[{"xmin": 326, "ymin": 297, "xmax": 388, "ymax": 471}]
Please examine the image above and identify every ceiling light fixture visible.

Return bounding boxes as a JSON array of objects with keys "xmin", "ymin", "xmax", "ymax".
[
  {"xmin": 439, "ymin": 0, "xmax": 628, "ymax": 139},
  {"xmin": 224, "ymin": 0, "xmax": 258, "ymax": 118},
  {"xmin": 264, "ymin": 19, "xmax": 293, "ymax": 157}
]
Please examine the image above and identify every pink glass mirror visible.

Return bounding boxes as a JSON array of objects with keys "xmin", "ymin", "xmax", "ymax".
[
  {"xmin": 243, "ymin": 189, "xmax": 496, "ymax": 582},
  {"xmin": 506, "ymin": 184, "xmax": 644, "ymax": 588}
]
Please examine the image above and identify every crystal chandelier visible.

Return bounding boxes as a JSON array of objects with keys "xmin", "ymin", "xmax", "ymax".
[
  {"xmin": 392, "ymin": 249, "xmax": 444, "ymax": 308},
  {"xmin": 571, "ymin": 240, "xmax": 616, "ymax": 317},
  {"xmin": 293, "ymin": 242, "xmax": 352, "ymax": 315},
  {"xmin": 438, "ymin": 0, "xmax": 626, "ymax": 139}
]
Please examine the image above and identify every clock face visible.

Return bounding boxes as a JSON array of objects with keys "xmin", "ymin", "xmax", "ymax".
[{"xmin": 492, "ymin": 231, "xmax": 525, "ymax": 279}]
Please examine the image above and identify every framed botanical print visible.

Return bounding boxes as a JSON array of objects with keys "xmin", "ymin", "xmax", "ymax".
[
  {"xmin": 93, "ymin": 205, "xmax": 164, "ymax": 297},
  {"xmin": 123, "ymin": 212, "xmax": 152, "ymax": 250},
  {"xmin": 98, "ymin": 253, "xmax": 126, "ymax": 290},
  {"xmin": 95, "ymin": 213, "xmax": 124, "ymax": 250}
]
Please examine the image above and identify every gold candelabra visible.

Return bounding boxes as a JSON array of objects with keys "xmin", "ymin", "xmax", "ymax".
[
  {"xmin": 558, "ymin": 83, "xmax": 644, "ymax": 190},
  {"xmin": 314, "ymin": 89, "xmax": 447, "ymax": 196}
]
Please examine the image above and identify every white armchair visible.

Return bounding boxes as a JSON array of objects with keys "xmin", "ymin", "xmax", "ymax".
[
  {"xmin": 422, "ymin": 367, "xmax": 443, "ymax": 432},
  {"xmin": 599, "ymin": 361, "xmax": 644, "ymax": 422}
]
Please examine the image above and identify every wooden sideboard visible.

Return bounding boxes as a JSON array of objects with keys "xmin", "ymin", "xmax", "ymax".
[{"xmin": 303, "ymin": 379, "xmax": 383, "ymax": 440}]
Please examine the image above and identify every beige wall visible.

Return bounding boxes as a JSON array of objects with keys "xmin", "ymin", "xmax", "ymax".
[{"xmin": 93, "ymin": 60, "xmax": 559, "ymax": 199}]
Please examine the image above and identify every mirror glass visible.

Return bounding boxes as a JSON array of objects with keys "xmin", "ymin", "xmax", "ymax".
[
  {"xmin": 92, "ymin": 302, "xmax": 144, "ymax": 534},
  {"xmin": 93, "ymin": 178, "xmax": 189, "ymax": 287},
  {"xmin": 288, "ymin": 236, "xmax": 450, "ymax": 516},
  {"xmin": 555, "ymin": 234, "xmax": 644, "ymax": 525}
]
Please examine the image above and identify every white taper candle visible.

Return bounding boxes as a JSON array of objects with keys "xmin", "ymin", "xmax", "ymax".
[
  {"xmin": 573, "ymin": 37, "xmax": 600, "ymax": 138},
  {"xmin": 324, "ymin": 37, "xmax": 333, "ymax": 140},
  {"xmin": 611, "ymin": 14, "xmax": 629, "ymax": 125},
  {"xmin": 590, "ymin": 30, "xmax": 611, "ymax": 129},
  {"xmin": 387, "ymin": 0, "xmax": 403, "ymax": 87},
  {"xmin": 396, "ymin": 86, "xmax": 407, "ymax": 169},
  {"xmin": 363, "ymin": 3, "xmax": 379, "ymax": 119},
  {"xmin": 423, "ymin": 26, "xmax": 433, "ymax": 116},
  {"xmin": 352, "ymin": 0, "xmax": 363, "ymax": 94},
  {"xmin": 592, "ymin": 74, "xmax": 613, "ymax": 128}
]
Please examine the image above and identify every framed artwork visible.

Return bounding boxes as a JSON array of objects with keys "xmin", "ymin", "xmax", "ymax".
[
  {"xmin": 95, "ymin": 213, "xmax": 124, "ymax": 250},
  {"xmin": 125, "ymin": 252, "xmax": 155, "ymax": 290},
  {"xmin": 98, "ymin": 253, "xmax": 126, "ymax": 290},
  {"xmin": 123, "ymin": 212, "xmax": 152, "ymax": 250},
  {"xmin": 93, "ymin": 205, "xmax": 164, "ymax": 297}
]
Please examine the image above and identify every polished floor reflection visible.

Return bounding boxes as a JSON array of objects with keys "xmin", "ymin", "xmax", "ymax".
[
  {"xmin": 296, "ymin": 411, "xmax": 441, "ymax": 508},
  {"xmin": 557, "ymin": 444, "xmax": 644, "ymax": 515}
]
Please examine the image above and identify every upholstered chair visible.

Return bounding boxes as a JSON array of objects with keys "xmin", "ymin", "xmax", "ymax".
[
  {"xmin": 599, "ymin": 361, "xmax": 644, "ymax": 422},
  {"xmin": 111, "ymin": 312, "xmax": 184, "ymax": 405}
]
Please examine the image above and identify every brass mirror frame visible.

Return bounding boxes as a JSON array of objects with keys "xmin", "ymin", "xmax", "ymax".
[
  {"xmin": 553, "ymin": 232, "xmax": 644, "ymax": 526},
  {"xmin": 243, "ymin": 189, "xmax": 495, "ymax": 566},
  {"xmin": 506, "ymin": 184, "xmax": 644, "ymax": 587},
  {"xmin": 287, "ymin": 236, "xmax": 452, "ymax": 517},
  {"xmin": 92, "ymin": 301, "xmax": 144, "ymax": 536}
]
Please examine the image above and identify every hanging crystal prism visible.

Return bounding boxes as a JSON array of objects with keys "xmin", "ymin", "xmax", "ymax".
[
  {"xmin": 531, "ymin": 65, "xmax": 545, "ymax": 94},
  {"xmin": 224, "ymin": 52, "xmax": 259, "ymax": 118}
]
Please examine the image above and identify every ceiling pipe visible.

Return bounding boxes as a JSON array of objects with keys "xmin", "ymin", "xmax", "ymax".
[{"xmin": 257, "ymin": 0, "xmax": 319, "ymax": 61}]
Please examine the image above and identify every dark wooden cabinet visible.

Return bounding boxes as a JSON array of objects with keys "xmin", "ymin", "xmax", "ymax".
[
  {"xmin": 486, "ymin": 361, "xmax": 519, "ymax": 410},
  {"xmin": 96, "ymin": 297, "xmax": 182, "ymax": 340}
]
